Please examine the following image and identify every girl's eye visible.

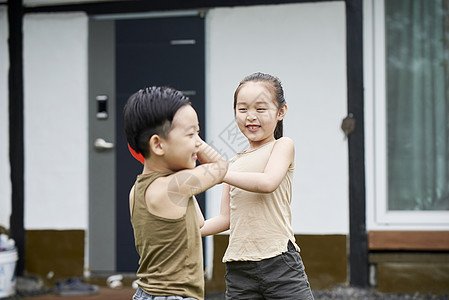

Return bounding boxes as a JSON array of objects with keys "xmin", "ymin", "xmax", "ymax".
[
  {"xmin": 257, "ymin": 108, "xmax": 266, "ymax": 112},
  {"xmin": 238, "ymin": 108, "xmax": 247, "ymax": 112}
]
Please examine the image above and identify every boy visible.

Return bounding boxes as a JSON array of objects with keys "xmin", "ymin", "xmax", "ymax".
[{"xmin": 123, "ymin": 86, "xmax": 228, "ymax": 300}]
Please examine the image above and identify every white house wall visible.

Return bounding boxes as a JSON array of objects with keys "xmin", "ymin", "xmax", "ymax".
[
  {"xmin": 0, "ymin": 7, "xmax": 11, "ymax": 229},
  {"xmin": 205, "ymin": 2, "xmax": 348, "ymax": 235},
  {"xmin": 1, "ymin": 3, "xmax": 347, "ymax": 233},
  {"xmin": 23, "ymin": 12, "xmax": 88, "ymax": 229}
]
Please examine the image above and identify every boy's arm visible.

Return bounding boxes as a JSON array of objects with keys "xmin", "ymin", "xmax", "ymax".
[
  {"xmin": 201, "ymin": 183, "xmax": 230, "ymax": 236},
  {"xmin": 147, "ymin": 141, "xmax": 228, "ymax": 219},
  {"xmin": 223, "ymin": 137, "xmax": 294, "ymax": 193},
  {"xmin": 129, "ymin": 185, "xmax": 135, "ymax": 217}
]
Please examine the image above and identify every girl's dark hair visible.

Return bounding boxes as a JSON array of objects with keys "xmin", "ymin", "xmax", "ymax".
[
  {"xmin": 123, "ymin": 86, "xmax": 191, "ymax": 158},
  {"xmin": 233, "ymin": 72, "xmax": 286, "ymax": 139}
]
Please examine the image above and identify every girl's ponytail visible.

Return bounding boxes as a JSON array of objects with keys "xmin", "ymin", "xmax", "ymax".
[{"xmin": 274, "ymin": 120, "xmax": 283, "ymax": 139}]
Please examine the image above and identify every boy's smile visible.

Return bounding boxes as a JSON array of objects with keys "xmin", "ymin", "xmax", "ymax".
[{"xmin": 163, "ymin": 105, "xmax": 201, "ymax": 171}]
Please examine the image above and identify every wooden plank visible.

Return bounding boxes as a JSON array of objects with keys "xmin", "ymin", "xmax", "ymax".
[
  {"xmin": 368, "ymin": 231, "xmax": 449, "ymax": 250},
  {"xmin": 369, "ymin": 252, "xmax": 449, "ymax": 263}
]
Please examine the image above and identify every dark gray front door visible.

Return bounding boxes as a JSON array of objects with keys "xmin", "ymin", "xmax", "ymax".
[{"xmin": 115, "ymin": 15, "xmax": 205, "ymax": 272}]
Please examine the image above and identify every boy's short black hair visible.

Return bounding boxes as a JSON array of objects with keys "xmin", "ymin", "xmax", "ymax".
[{"xmin": 123, "ymin": 86, "xmax": 191, "ymax": 158}]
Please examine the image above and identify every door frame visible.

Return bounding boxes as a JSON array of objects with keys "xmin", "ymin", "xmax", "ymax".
[
  {"xmin": 88, "ymin": 18, "xmax": 116, "ymax": 273},
  {"xmin": 88, "ymin": 10, "xmax": 205, "ymax": 273}
]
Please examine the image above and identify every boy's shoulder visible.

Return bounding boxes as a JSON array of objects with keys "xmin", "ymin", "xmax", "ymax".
[{"xmin": 144, "ymin": 171, "xmax": 195, "ymax": 219}]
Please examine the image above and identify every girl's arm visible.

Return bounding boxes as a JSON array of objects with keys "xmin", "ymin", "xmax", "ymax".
[
  {"xmin": 201, "ymin": 183, "xmax": 230, "ymax": 236},
  {"xmin": 223, "ymin": 137, "xmax": 294, "ymax": 193},
  {"xmin": 194, "ymin": 197, "xmax": 205, "ymax": 228}
]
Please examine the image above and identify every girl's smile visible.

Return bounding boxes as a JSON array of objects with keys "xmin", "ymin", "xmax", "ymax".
[
  {"xmin": 246, "ymin": 124, "xmax": 261, "ymax": 132},
  {"xmin": 235, "ymin": 82, "xmax": 286, "ymax": 149}
]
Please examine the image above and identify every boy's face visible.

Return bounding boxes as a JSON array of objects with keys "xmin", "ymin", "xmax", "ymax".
[{"xmin": 163, "ymin": 105, "xmax": 201, "ymax": 171}]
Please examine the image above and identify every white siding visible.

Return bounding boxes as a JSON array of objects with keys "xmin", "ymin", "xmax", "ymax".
[
  {"xmin": 23, "ymin": 13, "xmax": 88, "ymax": 229},
  {"xmin": 0, "ymin": 7, "xmax": 11, "ymax": 229},
  {"xmin": 1, "ymin": 3, "xmax": 348, "ymax": 234},
  {"xmin": 205, "ymin": 2, "xmax": 348, "ymax": 235}
]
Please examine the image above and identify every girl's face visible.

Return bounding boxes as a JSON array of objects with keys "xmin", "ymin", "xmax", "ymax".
[
  {"xmin": 163, "ymin": 105, "xmax": 202, "ymax": 171},
  {"xmin": 235, "ymin": 81, "xmax": 286, "ymax": 149}
]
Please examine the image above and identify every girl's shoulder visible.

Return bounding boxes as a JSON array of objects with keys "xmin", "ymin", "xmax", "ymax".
[
  {"xmin": 274, "ymin": 136, "xmax": 295, "ymax": 148},
  {"xmin": 273, "ymin": 137, "xmax": 295, "ymax": 168}
]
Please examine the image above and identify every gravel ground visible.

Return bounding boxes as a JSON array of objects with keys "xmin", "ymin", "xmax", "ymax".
[
  {"xmin": 311, "ymin": 285, "xmax": 449, "ymax": 300},
  {"xmin": 205, "ymin": 285, "xmax": 449, "ymax": 300}
]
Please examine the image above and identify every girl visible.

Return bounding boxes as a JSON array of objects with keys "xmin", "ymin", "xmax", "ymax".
[{"xmin": 201, "ymin": 73, "xmax": 314, "ymax": 300}]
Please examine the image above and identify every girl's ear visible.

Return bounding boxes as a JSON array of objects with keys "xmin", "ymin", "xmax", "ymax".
[
  {"xmin": 277, "ymin": 104, "xmax": 287, "ymax": 121},
  {"xmin": 149, "ymin": 135, "xmax": 165, "ymax": 156}
]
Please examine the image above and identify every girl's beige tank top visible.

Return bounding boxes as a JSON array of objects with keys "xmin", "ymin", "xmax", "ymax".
[{"xmin": 223, "ymin": 140, "xmax": 300, "ymax": 263}]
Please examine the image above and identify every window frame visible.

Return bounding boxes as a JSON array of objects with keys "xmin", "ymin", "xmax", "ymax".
[{"xmin": 364, "ymin": 0, "xmax": 449, "ymax": 229}]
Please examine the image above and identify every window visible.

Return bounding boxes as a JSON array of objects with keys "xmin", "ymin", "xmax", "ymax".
[{"xmin": 365, "ymin": 0, "xmax": 449, "ymax": 227}]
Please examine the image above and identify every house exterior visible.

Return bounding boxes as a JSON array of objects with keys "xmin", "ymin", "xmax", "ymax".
[{"xmin": 1, "ymin": 0, "xmax": 448, "ymax": 295}]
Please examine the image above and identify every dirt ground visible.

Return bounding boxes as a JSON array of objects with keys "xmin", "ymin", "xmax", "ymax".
[
  {"xmin": 6, "ymin": 276, "xmax": 449, "ymax": 300},
  {"xmin": 11, "ymin": 287, "xmax": 449, "ymax": 300}
]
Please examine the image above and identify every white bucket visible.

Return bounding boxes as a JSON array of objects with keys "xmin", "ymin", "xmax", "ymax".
[{"xmin": 0, "ymin": 249, "xmax": 18, "ymax": 298}]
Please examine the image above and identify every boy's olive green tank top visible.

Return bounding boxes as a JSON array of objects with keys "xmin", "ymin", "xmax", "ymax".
[{"xmin": 131, "ymin": 172, "xmax": 204, "ymax": 300}]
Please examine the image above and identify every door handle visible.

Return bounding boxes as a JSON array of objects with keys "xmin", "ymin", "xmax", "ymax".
[{"xmin": 94, "ymin": 138, "xmax": 114, "ymax": 151}]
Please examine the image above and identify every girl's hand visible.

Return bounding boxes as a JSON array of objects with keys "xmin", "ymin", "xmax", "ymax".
[{"xmin": 197, "ymin": 140, "xmax": 225, "ymax": 164}]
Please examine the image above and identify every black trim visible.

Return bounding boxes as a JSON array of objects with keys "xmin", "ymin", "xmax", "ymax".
[
  {"xmin": 24, "ymin": 0, "xmax": 339, "ymax": 15},
  {"xmin": 8, "ymin": 0, "xmax": 25, "ymax": 276},
  {"xmin": 346, "ymin": 0, "xmax": 368, "ymax": 287}
]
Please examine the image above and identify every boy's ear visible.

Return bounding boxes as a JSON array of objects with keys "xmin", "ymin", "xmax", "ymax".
[
  {"xmin": 149, "ymin": 135, "xmax": 165, "ymax": 156},
  {"xmin": 277, "ymin": 104, "xmax": 287, "ymax": 121}
]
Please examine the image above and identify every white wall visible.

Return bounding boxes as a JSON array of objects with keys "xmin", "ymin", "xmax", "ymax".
[
  {"xmin": 23, "ymin": 13, "xmax": 88, "ymax": 229},
  {"xmin": 0, "ymin": 6, "xmax": 11, "ymax": 229},
  {"xmin": 1, "ymin": 2, "xmax": 347, "ymax": 236},
  {"xmin": 205, "ymin": 2, "xmax": 348, "ymax": 235}
]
